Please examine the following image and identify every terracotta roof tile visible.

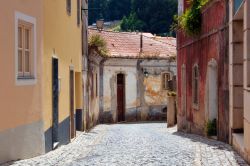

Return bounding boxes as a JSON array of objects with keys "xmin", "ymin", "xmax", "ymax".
[{"xmin": 89, "ymin": 29, "xmax": 176, "ymax": 59}]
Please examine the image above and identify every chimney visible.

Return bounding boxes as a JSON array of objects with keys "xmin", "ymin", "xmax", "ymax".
[{"xmin": 140, "ymin": 33, "xmax": 143, "ymax": 53}]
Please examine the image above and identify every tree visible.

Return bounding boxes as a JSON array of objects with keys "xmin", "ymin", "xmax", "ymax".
[
  {"xmin": 88, "ymin": 0, "xmax": 178, "ymax": 36},
  {"xmin": 120, "ymin": 12, "xmax": 145, "ymax": 31}
]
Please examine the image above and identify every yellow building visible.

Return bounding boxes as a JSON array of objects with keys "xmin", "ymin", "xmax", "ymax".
[
  {"xmin": 43, "ymin": 0, "xmax": 83, "ymax": 152},
  {"xmin": 0, "ymin": 0, "xmax": 44, "ymax": 163},
  {"xmin": 0, "ymin": 0, "xmax": 84, "ymax": 163}
]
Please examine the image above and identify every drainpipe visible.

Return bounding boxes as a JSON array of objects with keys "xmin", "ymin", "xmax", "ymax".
[
  {"xmin": 140, "ymin": 33, "xmax": 143, "ymax": 53},
  {"xmin": 99, "ymin": 58, "xmax": 107, "ymax": 123}
]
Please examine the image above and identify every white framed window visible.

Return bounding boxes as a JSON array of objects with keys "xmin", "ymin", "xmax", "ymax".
[
  {"xmin": 15, "ymin": 11, "xmax": 37, "ymax": 86},
  {"xmin": 162, "ymin": 72, "xmax": 171, "ymax": 90},
  {"xmin": 192, "ymin": 64, "xmax": 199, "ymax": 108}
]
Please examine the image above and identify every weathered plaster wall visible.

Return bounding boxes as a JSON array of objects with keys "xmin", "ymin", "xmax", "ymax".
[
  {"xmin": 87, "ymin": 54, "xmax": 103, "ymax": 129},
  {"xmin": 177, "ymin": 0, "xmax": 229, "ymax": 142},
  {"xmin": 102, "ymin": 59, "xmax": 138, "ymax": 122},
  {"xmin": 101, "ymin": 58, "xmax": 176, "ymax": 123}
]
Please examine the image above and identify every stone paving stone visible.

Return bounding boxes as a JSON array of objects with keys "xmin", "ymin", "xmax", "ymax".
[{"xmin": 2, "ymin": 123, "xmax": 249, "ymax": 166}]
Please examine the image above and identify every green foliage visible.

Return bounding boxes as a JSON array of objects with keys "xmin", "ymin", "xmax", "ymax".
[
  {"xmin": 88, "ymin": 0, "xmax": 177, "ymax": 36},
  {"xmin": 88, "ymin": 34, "xmax": 108, "ymax": 57},
  {"xmin": 173, "ymin": 0, "xmax": 209, "ymax": 36},
  {"xmin": 120, "ymin": 12, "xmax": 145, "ymax": 32},
  {"xmin": 88, "ymin": 0, "xmax": 132, "ymax": 25},
  {"xmin": 205, "ymin": 119, "xmax": 217, "ymax": 136},
  {"xmin": 167, "ymin": 91, "xmax": 177, "ymax": 97}
]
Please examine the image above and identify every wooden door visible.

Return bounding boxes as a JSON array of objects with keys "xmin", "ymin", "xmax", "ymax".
[
  {"xmin": 117, "ymin": 74, "xmax": 125, "ymax": 122},
  {"xmin": 70, "ymin": 70, "xmax": 75, "ymax": 139},
  {"xmin": 52, "ymin": 58, "xmax": 59, "ymax": 146}
]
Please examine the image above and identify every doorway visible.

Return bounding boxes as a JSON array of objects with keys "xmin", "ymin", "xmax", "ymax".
[
  {"xmin": 70, "ymin": 69, "xmax": 76, "ymax": 139},
  {"xmin": 206, "ymin": 60, "xmax": 218, "ymax": 121},
  {"xmin": 117, "ymin": 73, "xmax": 125, "ymax": 122},
  {"xmin": 52, "ymin": 58, "xmax": 59, "ymax": 148}
]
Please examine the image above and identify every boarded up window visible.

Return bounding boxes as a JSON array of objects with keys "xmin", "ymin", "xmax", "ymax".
[{"xmin": 162, "ymin": 73, "xmax": 171, "ymax": 90}]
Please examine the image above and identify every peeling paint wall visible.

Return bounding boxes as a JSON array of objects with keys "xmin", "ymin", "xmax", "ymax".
[
  {"xmin": 177, "ymin": 0, "xmax": 229, "ymax": 142},
  {"xmin": 100, "ymin": 58, "xmax": 177, "ymax": 123},
  {"xmin": 86, "ymin": 53, "xmax": 103, "ymax": 130}
]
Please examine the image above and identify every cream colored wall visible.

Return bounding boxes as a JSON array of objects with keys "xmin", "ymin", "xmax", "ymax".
[
  {"xmin": 43, "ymin": 0, "xmax": 82, "ymax": 131},
  {"xmin": 243, "ymin": 0, "xmax": 250, "ymax": 157},
  {"xmin": 0, "ymin": 0, "xmax": 43, "ymax": 132},
  {"xmin": 230, "ymin": 0, "xmax": 250, "ymax": 163}
]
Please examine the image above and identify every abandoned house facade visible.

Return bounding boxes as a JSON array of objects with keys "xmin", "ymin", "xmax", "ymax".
[
  {"xmin": 88, "ymin": 29, "xmax": 177, "ymax": 124},
  {"xmin": 177, "ymin": 0, "xmax": 229, "ymax": 142}
]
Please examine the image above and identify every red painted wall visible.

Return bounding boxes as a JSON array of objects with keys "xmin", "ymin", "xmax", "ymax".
[{"xmin": 177, "ymin": 0, "xmax": 229, "ymax": 142}]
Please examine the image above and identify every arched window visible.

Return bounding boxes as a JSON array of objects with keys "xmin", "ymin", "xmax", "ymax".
[{"xmin": 192, "ymin": 64, "xmax": 199, "ymax": 108}]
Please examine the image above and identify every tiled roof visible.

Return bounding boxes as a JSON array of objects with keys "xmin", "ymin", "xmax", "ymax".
[{"xmin": 89, "ymin": 29, "xmax": 176, "ymax": 59}]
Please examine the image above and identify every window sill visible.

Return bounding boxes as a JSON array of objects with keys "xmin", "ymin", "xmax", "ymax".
[
  {"xmin": 16, "ymin": 76, "xmax": 37, "ymax": 86},
  {"xmin": 17, "ymin": 76, "xmax": 35, "ymax": 80}
]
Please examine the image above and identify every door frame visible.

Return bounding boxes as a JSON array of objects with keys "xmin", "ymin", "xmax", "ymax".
[
  {"xmin": 116, "ymin": 73, "xmax": 126, "ymax": 122},
  {"xmin": 52, "ymin": 57, "xmax": 59, "ymax": 149},
  {"xmin": 69, "ymin": 66, "xmax": 76, "ymax": 139},
  {"xmin": 205, "ymin": 59, "xmax": 218, "ymax": 135}
]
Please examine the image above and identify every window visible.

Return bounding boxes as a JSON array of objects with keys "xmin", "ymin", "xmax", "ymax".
[
  {"xmin": 66, "ymin": 0, "xmax": 71, "ymax": 15},
  {"xmin": 77, "ymin": 0, "xmax": 81, "ymax": 26},
  {"xmin": 192, "ymin": 65, "xmax": 199, "ymax": 107},
  {"xmin": 162, "ymin": 73, "xmax": 171, "ymax": 90},
  {"xmin": 15, "ymin": 12, "xmax": 37, "ymax": 86},
  {"xmin": 18, "ymin": 22, "xmax": 32, "ymax": 78}
]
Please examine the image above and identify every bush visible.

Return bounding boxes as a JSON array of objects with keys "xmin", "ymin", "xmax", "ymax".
[
  {"xmin": 88, "ymin": 34, "xmax": 108, "ymax": 57},
  {"xmin": 172, "ymin": 0, "xmax": 209, "ymax": 36},
  {"xmin": 167, "ymin": 91, "xmax": 176, "ymax": 97},
  {"xmin": 205, "ymin": 119, "xmax": 217, "ymax": 136}
]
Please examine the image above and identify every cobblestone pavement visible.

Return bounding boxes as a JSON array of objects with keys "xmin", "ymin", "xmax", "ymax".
[{"xmin": 4, "ymin": 123, "xmax": 249, "ymax": 166}]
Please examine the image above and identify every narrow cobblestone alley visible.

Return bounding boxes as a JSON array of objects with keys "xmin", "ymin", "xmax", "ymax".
[{"xmin": 4, "ymin": 123, "xmax": 248, "ymax": 166}]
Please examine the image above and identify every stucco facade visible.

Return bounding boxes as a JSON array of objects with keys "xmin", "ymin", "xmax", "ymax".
[
  {"xmin": 177, "ymin": 0, "xmax": 229, "ymax": 142},
  {"xmin": 88, "ymin": 29, "xmax": 177, "ymax": 124},
  {"xmin": 43, "ymin": 0, "xmax": 83, "ymax": 152},
  {"xmin": 0, "ymin": 1, "xmax": 44, "ymax": 163},
  {"xmin": 100, "ymin": 58, "xmax": 176, "ymax": 123},
  {"xmin": 229, "ymin": 0, "xmax": 250, "ymax": 163}
]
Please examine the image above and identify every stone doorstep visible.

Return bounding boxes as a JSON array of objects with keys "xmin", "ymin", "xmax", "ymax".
[{"xmin": 232, "ymin": 133, "xmax": 249, "ymax": 163}]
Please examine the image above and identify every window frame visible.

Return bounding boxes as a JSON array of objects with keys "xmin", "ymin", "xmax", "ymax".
[
  {"xmin": 162, "ymin": 72, "xmax": 171, "ymax": 90},
  {"xmin": 18, "ymin": 21, "xmax": 33, "ymax": 78},
  {"xmin": 66, "ymin": 0, "xmax": 72, "ymax": 15},
  {"xmin": 15, "ymin": 11, "xmax": 37, "ymax": 86},
  {"xmin": 77, "ymin": 0, "xmax": 81, "ymax": 26},
  {"xmin": 192, "ymin": 64, "xmax": 199, "ymax": 109}
]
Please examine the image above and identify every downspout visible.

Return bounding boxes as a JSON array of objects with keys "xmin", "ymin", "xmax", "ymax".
[
  {"xmin": 99, "ymin": 58, "xmax": 107, "ymax": 123},
  {"xmin": 82, "ymin": 0, "xmax": 89, "ymax": 131}
]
